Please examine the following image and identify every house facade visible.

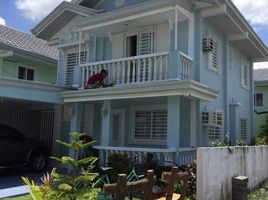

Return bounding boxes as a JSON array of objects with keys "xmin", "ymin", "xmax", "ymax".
[
  {"xmin": 32, "ymin": 0, "xmax": 268, "ymax": 165},
  {"xmin": 253, "ymin": 69, "xmax": 268, "ymax": 136},
  {"xmin": 0, "ymin": 25, "xmax": 65, "ymax": 154}
]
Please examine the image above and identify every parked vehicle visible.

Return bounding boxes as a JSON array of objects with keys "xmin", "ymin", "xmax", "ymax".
[{"xmin": 0, "ymin": 124, "xmax": 50, "ymax": 172}]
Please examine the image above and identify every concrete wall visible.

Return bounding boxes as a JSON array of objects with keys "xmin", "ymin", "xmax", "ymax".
[{"xmin": 197, "ymin": 146, "xmax": 268, "ymax": 200}]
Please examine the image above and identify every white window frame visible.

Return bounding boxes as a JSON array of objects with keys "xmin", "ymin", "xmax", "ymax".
[
  {"xmin": 130, "ymin": 104, "xmax": 167, "ymax": 145},
  {"xmin": 241, "ymin": 58, "xmax": 250, "ymax": 90},
  {"xmin": 207, "ymin": 32, "xmax": 221, "ymax": 73},
  {"xmin": 16, "ymin": 64, "xmax": 36, "ymax": 81},
  {"xmin": 123, "ymin": 26, "xmax": 156, "ymax": 58},
  {"xmin": 254, "ymin": 93, "xmax": 264, "ymax": 107},
  {"xmin": 202, "ymin": 110, "xmax": 224, "ymax": 145}
]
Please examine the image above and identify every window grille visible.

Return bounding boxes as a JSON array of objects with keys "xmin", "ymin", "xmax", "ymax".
[
  {"xmin": 241, "ymin": 59, "xmax": 249, "ymax": 89},
  {"xmin": 240, "ymin": 118, "xmax": 248, "ymax": 142},
  {"xmin": 131, "ymin": 106, "xmax": 167, "ymax": 145}
]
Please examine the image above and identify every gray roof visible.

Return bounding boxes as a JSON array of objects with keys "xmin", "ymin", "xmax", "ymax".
[
  {"xmin": 0, "ymin": 25, "xmax": 58, "ymax": 60},
  {"xmin": 254, "ymin": 68, "xmax": 268, "ymax": 82}
]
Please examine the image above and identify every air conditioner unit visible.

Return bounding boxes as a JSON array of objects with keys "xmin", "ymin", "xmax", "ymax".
[{"xmin": 203, "ymin": 36, "xmax": 214, "ymax": 52}]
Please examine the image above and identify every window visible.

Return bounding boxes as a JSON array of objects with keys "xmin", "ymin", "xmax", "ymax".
[
  {"xmin": 240, "ymin": 118, "xmax": 248, "ymax": 142},
  {"xmin": 241, "ymin": 59, "xmax": 249, "ymax": 89},
  {"xmin": 207, "ymin": 32, "xmax": 221, "ymax": 73},
  {"xmin": 65, "ymin": 51, "xmax": 87, "ymax": 86},
  {"xmin": 18, "ymin": 66, "xmax": 35, "ymax": 81},
  {"xmin": 131, "ymin": 106, "xmax": 167, "ymax": 145},
  {"xmin": 254, "ymin": 93, "xmax": 263, "ymax": 107},
  {"xmin": 202, "ymin": 110, "xmax": 224, "ymax": 144}
]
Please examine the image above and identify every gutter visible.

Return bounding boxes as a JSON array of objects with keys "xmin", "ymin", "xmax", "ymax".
[{"xmin": 0, "ymin": 50, "xmax": 13, "ymax": 58}]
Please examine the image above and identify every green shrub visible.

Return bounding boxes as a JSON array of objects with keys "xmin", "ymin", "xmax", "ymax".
[
  {"xmin": 22, "ymin": 132, "xmax": 100, "ymax": 200},
  {"xmin": 107, "ymin": 153, "xmax": 131, "ymax": 183}
]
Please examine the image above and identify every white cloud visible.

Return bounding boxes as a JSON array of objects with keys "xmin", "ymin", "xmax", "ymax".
[
  {"xmin": 0, "ymin": 17, "xmax": 6, "ymax": 26},
  {"xmin": 232, "ymin": 0, "xmax": 268, "ymax": 25},
  {"xmin": 15, "ymin": 0, "xmax": 71, "ymax": 21},
  {"xmin": 254, "ymin": 62, "xmax": 268, "ymax": 69}
]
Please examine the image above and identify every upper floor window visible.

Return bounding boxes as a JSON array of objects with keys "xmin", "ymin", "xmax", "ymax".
[
  {"xmin": 206, "ymin": 32, "xmax": 221, "ymax": 73},
  {"xmin": 18, "ymin": 66, "xmax": 35, "ymax": 81},
  {"xmin": 124, "ymin": 26, "xmax": 155, "ymax": 57},
  {"xmin": 254, "ymin": 93, "xmax": 263, "ymax": 107},
  {"xmin": 241, "ymin": 59, "xmax": 249, "ymax": 89}
]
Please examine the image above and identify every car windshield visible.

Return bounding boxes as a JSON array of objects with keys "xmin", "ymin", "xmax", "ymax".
[{"xmin": 0, "ymin": 124, "xmax": 22, "ymax": 139}]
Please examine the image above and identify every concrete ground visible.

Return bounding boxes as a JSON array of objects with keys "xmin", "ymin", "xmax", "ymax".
[{"xmin": 0, "ymin": 166, "xmax": 49, "ymax": 190}]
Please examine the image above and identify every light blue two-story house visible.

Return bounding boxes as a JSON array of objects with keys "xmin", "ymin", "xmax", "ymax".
[{"xmin": 32, "ymin": 0, "xmax": 268, "ymax": 165}]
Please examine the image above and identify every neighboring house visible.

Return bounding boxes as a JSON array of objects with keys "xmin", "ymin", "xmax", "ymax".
[
  {"xmin": 32, "ymin": 0, "xmax": 268, "ymax": 165},
  {"xmin": 253, "ymin": 68, "xmax": 268, "ymax": 136},
  {"xmin": 0, "ymin": 25, "xmax": 65, "ymax": 154}
]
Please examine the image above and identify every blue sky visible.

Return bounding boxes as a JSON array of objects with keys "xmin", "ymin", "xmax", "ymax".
[{"xmin": 0, "ymin": 0, "xmax": 268, "ymax": 68}]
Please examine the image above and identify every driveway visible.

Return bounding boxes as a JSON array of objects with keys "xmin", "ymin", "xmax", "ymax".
[{"xmin": 0, "ymin": 166, "xmax": 49, "ymax": 190}]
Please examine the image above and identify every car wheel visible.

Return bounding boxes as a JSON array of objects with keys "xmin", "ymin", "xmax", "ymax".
[{"xmin": 29, "ymin": 153, "xmax": 48, "ymax": 172}]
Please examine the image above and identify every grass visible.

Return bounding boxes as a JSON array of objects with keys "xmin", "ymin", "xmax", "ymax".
[
  {"xmin": 248, "ymin": 179, "xmax": 268, "ymax": 200},
  {"xmin": 2, "ymin": 194, "xmax": 31, "ymax": 200}
]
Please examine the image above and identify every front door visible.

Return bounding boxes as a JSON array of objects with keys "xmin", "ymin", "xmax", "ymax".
[{"xmin": 112, "ymin": 109, "xmax": 125, "ymax": 146}]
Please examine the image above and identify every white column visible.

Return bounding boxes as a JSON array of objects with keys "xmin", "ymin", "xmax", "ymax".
[
  {"xmin": 190, "ymin": 100, "xmax": 197, "ymax": 147},
  {"xmin": 175, "ymin": 8, "xmax": 178, "ymax": 50},
  {"xmin": 167, "ymin": 96, "xmax": 180, "ymax": 148},
  {"xmin": 100, "ymin": 100, "xmax": 113, "ymax": 146}
]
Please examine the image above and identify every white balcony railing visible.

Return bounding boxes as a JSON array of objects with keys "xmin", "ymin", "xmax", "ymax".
[
  {"xmin": 94, "ymin": 146, "xmax": 196, "ymax": 166},
  {"xmin": 79, "ymin": 51, "xmax": 193, "ymax": 88}
]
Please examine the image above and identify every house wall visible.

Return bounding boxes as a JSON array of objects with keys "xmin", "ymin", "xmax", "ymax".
[
  {"xmin": 194, "ymin": 11, "xmax": 253, "ymax": 146},
  {"xmin": 254, "ymin": 85, "xmax": 268, "ymax": 135},
  {"xmin": 0, "ymin": 57, "xmax": 57, "ymax": 84}
]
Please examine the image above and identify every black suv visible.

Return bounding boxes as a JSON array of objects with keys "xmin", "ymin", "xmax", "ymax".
[{"xmin": 0, "ymin": 124, "xmax": 50, "ymax": 172}]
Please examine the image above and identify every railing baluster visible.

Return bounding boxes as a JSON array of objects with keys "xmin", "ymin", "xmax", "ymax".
[
  {"xmin": 142, "ymin": 58, "xmax": 146, "ymax": 82},
  {"xmin": 137, "ymin": 59, "xmax": 141, "ymax": 83},
  {"xmin": 81, "ymin": 67, "xmax": 85, "ymax": 88},
  {"xmin": 132, "ymin": 60, "xmax": 136, "ymax": 83},
  {"xmin": 153, "ymin": 57, "xmax": 157, "ymax": 81},
  {"xmin": 159, "ymin": 56, "xmax": 163, "ymax": 80},
  {"xmin": 127, "ymin": 60, "xmax": 131, "ymax": 84},
  {"xmin": 148, "ymin": 57, "xmax": 152, "ymax": 81},
  {"xmin": 122, "ymin": 61, "xmax": 126, "ymax": 84}
]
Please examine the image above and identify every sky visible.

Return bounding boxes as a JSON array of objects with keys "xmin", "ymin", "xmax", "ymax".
[{"xmin": 0, "ymin": 0, "xmax": 268, "ymax": 68}]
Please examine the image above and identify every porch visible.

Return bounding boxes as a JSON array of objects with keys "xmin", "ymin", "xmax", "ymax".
[{"xmin": 61, "ymin": 95, "xmax": 212, "ymax": 166}]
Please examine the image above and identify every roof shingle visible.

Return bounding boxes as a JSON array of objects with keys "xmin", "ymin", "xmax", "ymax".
[
  {"xmin": 254, "ymin": 68, "xmax": 268, "ymax": 82},
  {"xmin": 0, "ymin": 25, "xmax": 58, "ymax": 60}
]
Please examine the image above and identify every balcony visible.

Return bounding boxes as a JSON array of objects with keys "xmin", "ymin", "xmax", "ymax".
[{"xmin": 79, "ymin": 51, "xmax": 193, "ymax": 88}]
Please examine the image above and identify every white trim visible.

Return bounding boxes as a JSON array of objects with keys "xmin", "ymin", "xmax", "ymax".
[
  {"xmin": 61, "ymin": 80, "xmax": 218, "ymax": 103},
  {"xmin": 0, "ymin": 76, "xmax": 66, "ymax": 92},
  {"xmin": 80, "ymin": 51, "xmax": 169, "ymax": 67},
  {"xmin": 227, "ymin": 32, "xmax": 249, "ymax": 41},
  {"xmin": 94, "ymin": 145, "xmax": 177, "ymax": 153},
  {"xmin": 200, "ymin": 4, "xmax": 227, "ymax": 18},
  {"xmin": 81, "ymin": 6, "xmax": 175, "ymax": 31}
]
